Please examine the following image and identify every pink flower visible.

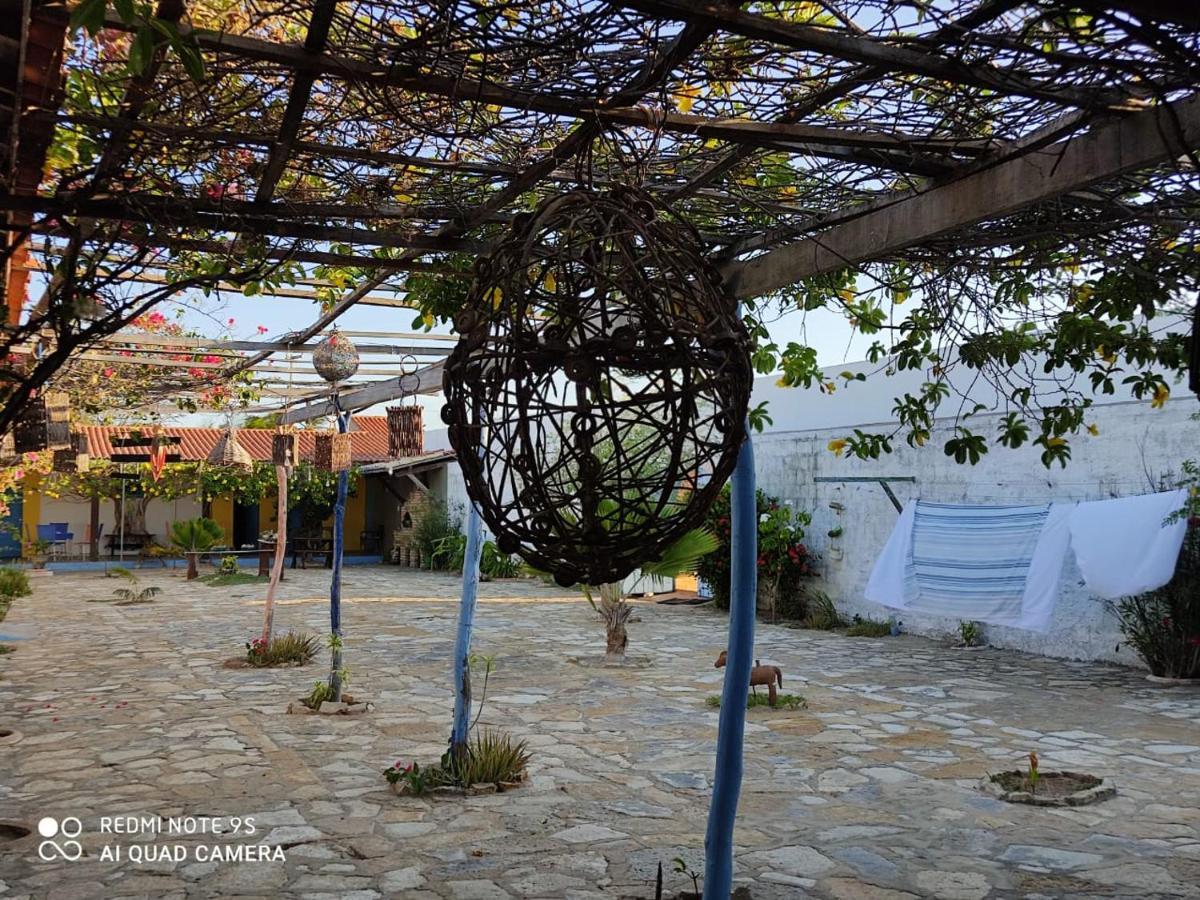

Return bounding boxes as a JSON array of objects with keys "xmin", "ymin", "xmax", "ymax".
[
  {"xmin": 103, "ymin": 367, "xmax": 115, "ymax": 377},
  {"xmin": 257, "ymin": 325, "xmax": 268, "ymax": 334},
  {"xmin": 227, "ymin": 317, "xmax": 236, "ymax": 326}
]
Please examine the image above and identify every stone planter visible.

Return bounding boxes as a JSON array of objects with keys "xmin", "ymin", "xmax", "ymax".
[
  {"xmin": 980, "ymin": 771, "xmax": 1115, "ymax": 807},
  {"xmin": 1145, "ymin": 674, "xmax": 1200, "ymax": 685}
]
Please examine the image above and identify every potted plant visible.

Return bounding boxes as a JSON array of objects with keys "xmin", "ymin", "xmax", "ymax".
[
  {"xmin": 23, "ymin": 538, "xmax": 50, "ymax": 570},
  {"xmin": 169, "ymin": 517, "xmax": 225, "ymax": 580}
]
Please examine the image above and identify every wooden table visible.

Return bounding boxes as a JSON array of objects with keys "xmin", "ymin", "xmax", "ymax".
[
  {"xmin": 291, "ymin": 536, "xmax": 334, "ymax": 569},
  {"xmin": 105, "ymin": 532, "xmax": 155, "ymax": 559}
]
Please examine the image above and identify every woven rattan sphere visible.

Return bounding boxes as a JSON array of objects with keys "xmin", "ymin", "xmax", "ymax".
[
  {"xmin": 312, "ymin": 330, "xmax": 360, "ymax": 383},
  {"xmin": 442, "ymin": 186, "xmax": 752, "ymax": 587}
]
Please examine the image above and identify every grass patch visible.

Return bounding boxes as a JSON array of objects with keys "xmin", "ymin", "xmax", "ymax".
[
  {"xmin": 706, "ymin": 692, "xmax": 807, "ymax": 710},
  {"xmin": 246, "ymin": 631, "xmax": 320, "ymax": 668},
  {"xmin": 201, "ymin": 572, "xmax": 267, "ymax": 587},
  {"xmin": 0, "ymin": 598, "xmax": 10, "ymax": 624},
  {"xmin": 844, "ymin": 616, "xmax": 893, "ymax": 637},
  {"xmin": 0, "ymin": 644, "xmax": 15, "ymax": 655}
]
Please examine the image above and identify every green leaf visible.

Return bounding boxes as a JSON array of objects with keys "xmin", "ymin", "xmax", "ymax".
[
  {"xmin": 127, "ymin": 25, "xmax": 156, "ymax": 75},
  {"xmin": 70, "ymin": 0, "xmax": 108, "ymax": 35}
]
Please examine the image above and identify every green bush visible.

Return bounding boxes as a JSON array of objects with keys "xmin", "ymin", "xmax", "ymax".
[
  {"xmin": 0, "ymin": 566, "xmax": 31, "ymax": 601},
  {"xmin": 219, "ymin": 555, "xmax": 240, "ymax": 575},
  {"xmin": 696, "ymin": 486, "xmax": 817, "ymax": 611},
  {"xmin": 845, "ymin": 616, "xmax": 893, "ymax": 637},
  {"xmin": 412, "ymin": 501, "xmax": 462, "ymax": 566},
  {"xmin": 385, "ymin": 730, "xmax": 530, "ymax": 794},
  {"xmin": 432, "ymin": 532, "xmax": 467, "ymax": 572},
  {"xmin": 481, "ymin": 541, "xmax": 520, "ymax": 578},
  {"xmin": 1116, "ymin": 521, "xmax": 1200, "ymax": 679}
]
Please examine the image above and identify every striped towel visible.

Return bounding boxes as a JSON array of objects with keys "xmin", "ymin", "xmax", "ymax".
[{"xmin": 905, "ymin": 501, "xmax": 1050, "ymax": 620}]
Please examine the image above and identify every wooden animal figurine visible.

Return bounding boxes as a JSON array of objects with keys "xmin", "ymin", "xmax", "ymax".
[{"xmin": 714, "ymin": 650, "xmax": 784, "ymax": 707}]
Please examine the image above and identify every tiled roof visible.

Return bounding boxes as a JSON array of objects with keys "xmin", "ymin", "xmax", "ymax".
[{"xmin": 78, "ymin": 417, "xmax": 411, "ymax": 465}]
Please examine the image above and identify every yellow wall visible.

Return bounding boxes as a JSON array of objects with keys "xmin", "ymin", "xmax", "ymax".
[
  {"xmin": 21, "ymin": 475, "xmax": 42, "ymax": 545},
  {"xmin": 209, "ymin": 495, "xmax": 234, "ymax": 545}
]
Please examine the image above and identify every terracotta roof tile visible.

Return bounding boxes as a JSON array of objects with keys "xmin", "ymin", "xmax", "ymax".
[{"xmin": 79, "ymin": 417, "xmax": 410, "ymax": 465}]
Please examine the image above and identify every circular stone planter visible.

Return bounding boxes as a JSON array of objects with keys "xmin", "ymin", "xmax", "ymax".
[
  {"xmin": 980, "ymin": 771, "xmax": 1115, "ymax": 807},
  {"xmin": 0, "ymin": 822, "xmax": 33, "ymax": 842},
  {"xmin": 0, "ymin": 728, "xmax": 22, "ymax": 745},
  {"xmin": 287, "ymin": 697, "xmax": 372, "ymax": 716},
  {"xmin": 1145, "ymin": 674, "xmax": 1200, "ymax": 686}
]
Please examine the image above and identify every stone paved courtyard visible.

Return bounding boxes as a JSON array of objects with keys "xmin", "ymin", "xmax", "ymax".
[{"xmin": 1, "ymin": 565, "xmax": 1199, "ymax": 899}]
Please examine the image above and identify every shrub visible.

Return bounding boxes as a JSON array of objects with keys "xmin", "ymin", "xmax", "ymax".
[
  {"xmin": 412, "ymin": 501, "xmax": 462, "ymax": 566},
  {"xmin": 481, "ymin": 541, "xmax": 520, "ymax": 578},
  {"xmin": 959, "ymin": 620, "xmax": 984, "ymax": 647},
  {"xmin": 845, "ymin": 616, "xmax": 893, "ymax": 637},
  {"xmin": 219, "ymin": 555, "xmax": 240, "ymax": 576},
  {"xmin": 0, "ymin": 566, "xmax": 31, "ymax": 601},
  {"xmin": 1116, "ymin": 520, "xmax": 1200, "ymax": 679},
  {"xmin": 696, "ymin": 486, "xmax": 817, "ymax": 611},
  {"xmin": 431, "ymin": 532, "xmax": 467, "ymax": 572},
  {"xmin": 246, "ymin": 631, "xmax": 320, "ymax": 667}
]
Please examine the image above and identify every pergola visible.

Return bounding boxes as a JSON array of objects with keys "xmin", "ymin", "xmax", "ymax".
[{"xmin": 3, "ymin": 1, "xmax": 1200, "ymax": 894}]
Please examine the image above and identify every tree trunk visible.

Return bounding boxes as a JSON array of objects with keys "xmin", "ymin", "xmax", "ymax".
[
  {"xmin": 599, "ymin": 582, "xmax": 630, "ymax": 661},
  {"xmin": 185, "ymin": 552, "xmax": 198, "ymax": 580}
]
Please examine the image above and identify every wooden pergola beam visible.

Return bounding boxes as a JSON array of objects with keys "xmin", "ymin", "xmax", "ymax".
[
  {"xmin": 5, "ymin": 194, "xmax": 487, "ymax": 253},
  {"xmin": 618, "ymin": 0, "xmax": 1146, "ymax": 111},
  {"xmin": 279, "ymin": 362, "xmax": 446, "ymax": 422},
  {"xmin": 253, "ymin": 0, "xmax": 337, "ymax": 203},
  {"xmin": 723, "ymin": 93, "xmax": 1200, "ymax": 299}
]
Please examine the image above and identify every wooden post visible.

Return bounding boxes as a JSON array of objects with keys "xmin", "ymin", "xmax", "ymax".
[
  {"xmin": 449, "ymin": 499, "xmax": 485, "ymax": 755},
  {"xmin": 327, "ymin": 408, "xmax": 350, "ymax": 701},
  {"xmin": 703, "ymin": 431, "xmax": 757, "ymax": 899},
  {"xmin": 88, "ymin": 495, "xmax": 100, "ymax": 561},
  {"xmin": 260, "ymin": 464, "xmax": 288, "ymax": 643}
]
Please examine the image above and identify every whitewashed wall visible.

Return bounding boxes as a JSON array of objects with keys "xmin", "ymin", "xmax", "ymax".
[
  {"xmin": 36, "ymin": 495, "xmax": 203, "ymax": 549},
  {"xmin": 751, "ymin": 383, "xmax": 1198, "ymax": 666}
]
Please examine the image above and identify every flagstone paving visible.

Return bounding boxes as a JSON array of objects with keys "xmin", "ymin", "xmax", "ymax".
[{"xmin": 1, "ymin": 566, "xmax": 1199, "ymax": 899}]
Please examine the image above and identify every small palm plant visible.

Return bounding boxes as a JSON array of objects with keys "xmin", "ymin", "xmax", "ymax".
[
  {"xmin": 585, "ymin": 526, "xmax": 717, "ymax": 661},
  {"xmin": 94, "ymin": 567, "xmax": 162, "ymax": 605},
  {"xmin": 169, "ymin": 518, "xmax": 225, "ymax": 580}
]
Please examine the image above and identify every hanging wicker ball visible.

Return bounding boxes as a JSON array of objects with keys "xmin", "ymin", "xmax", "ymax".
[
  {"xmin": 312, "ymin": 330, "xmax": 360, "ymax": 383},
  {"xmin": 442, "ymin": 185, "xmax": 752, "ymax": 587}
]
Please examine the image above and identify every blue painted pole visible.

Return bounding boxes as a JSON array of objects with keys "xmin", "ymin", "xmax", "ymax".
[
  {"xmin": 328, "ymin": 407, "xmax": 350, "ymax": 701},
  {"xmin": 449, "ymin": 498, "xmax": 485, "ymax": 753},
  {"xmin": 703, "ymin": 431, "xmax": 757, "ymax": 899}
]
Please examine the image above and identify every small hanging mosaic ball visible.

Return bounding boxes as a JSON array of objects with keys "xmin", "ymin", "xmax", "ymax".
[
  {"xmin": 442, "ymin": 185, "xmax": 752, "ymax": 587},
  {"xmin": 312, "ymin": 330, "xmax": 360, "ymax": 383}
]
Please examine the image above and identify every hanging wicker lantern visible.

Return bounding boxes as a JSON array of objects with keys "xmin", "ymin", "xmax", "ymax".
[
  {"xmin": 208, "ymin": 427, "xmax": 254, "ymax": 470},
  {"xmin": 12, "ymin": 396, "xmax": 49, "ymax": 453},
  {"xmin": 387, "ymin": 405, "xmax": 424, "ymax": 457},
  {"xmin": 272, "ymin": 427, "xmax": 297, "ymax": 467},
  {"xmin": 312, "ymin": 330, "xmax": 360, "ymax": 384},
  {"xmin": 52, "ymin": 432, "xmax": 90, "ymax": 473},
  {"xmin": 442, "ymin": 185, "xmax": 752, "ymax": 587},
  {"xmin": 44, "ymin": 392, "xmax": 71, "ymax": 450},
  {"xmin": 314, "ymin": 431, "xmax": 352, "ymax": 472}
]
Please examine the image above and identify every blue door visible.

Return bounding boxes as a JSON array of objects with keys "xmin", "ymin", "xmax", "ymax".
[{"xmin": 0, "ymin": 495, "xmax": 23, "ymax": 560}]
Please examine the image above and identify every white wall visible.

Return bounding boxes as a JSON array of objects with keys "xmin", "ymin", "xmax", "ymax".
[
  {"xmin": 751, "ymin": 391, "xmax": 1198, "ymax": 666},
  {"xmin": 37, "ymin": 494, "xmax": 203, "ymax": 548}
]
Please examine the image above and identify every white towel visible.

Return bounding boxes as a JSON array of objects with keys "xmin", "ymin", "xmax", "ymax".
[
  {"xmin": 1068, "ymin": 489, "xmax": 1188, "ymax": 599},
  {"xmin": 866, "ymin": 500, "xmax": 1070, "ymax": 632}
]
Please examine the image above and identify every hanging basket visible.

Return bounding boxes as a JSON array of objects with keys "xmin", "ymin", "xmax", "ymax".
[
  {"xmin": 52, "ymin": 432, "xmax": 90, "ymax": 473},
  {"xmin": 272, "ymin": 428, "xmax": 297, "ymax": 467},
  {"xmin": 312, "ymin": 330, "xmax": 360, "ymax": 384},
  {"xmin": 208, "ymin": 428, "xmax": 254, "ymax": 470},
  {"xmin": 12, "ymin": 396, "xmax": 49, "ymax": 453},
  {"xmin": 314, "ymin": 432, "xmax": 352, "ymax": 472},
  {"xmin": 387, "ymin": 405, "xmax": 423, "ymax": 457},
  {"xmin": 44, "ymin": 392, "xmax": 71, "ymax": 450},
  {"xmin": 442, "ymin": 185, "xmax": 752, "ymax": 587}
]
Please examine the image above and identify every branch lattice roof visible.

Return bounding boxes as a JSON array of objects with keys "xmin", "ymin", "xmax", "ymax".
[{"xmin": 8, "ymin": 0, "xmax": 1200, "ymax": 385}]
